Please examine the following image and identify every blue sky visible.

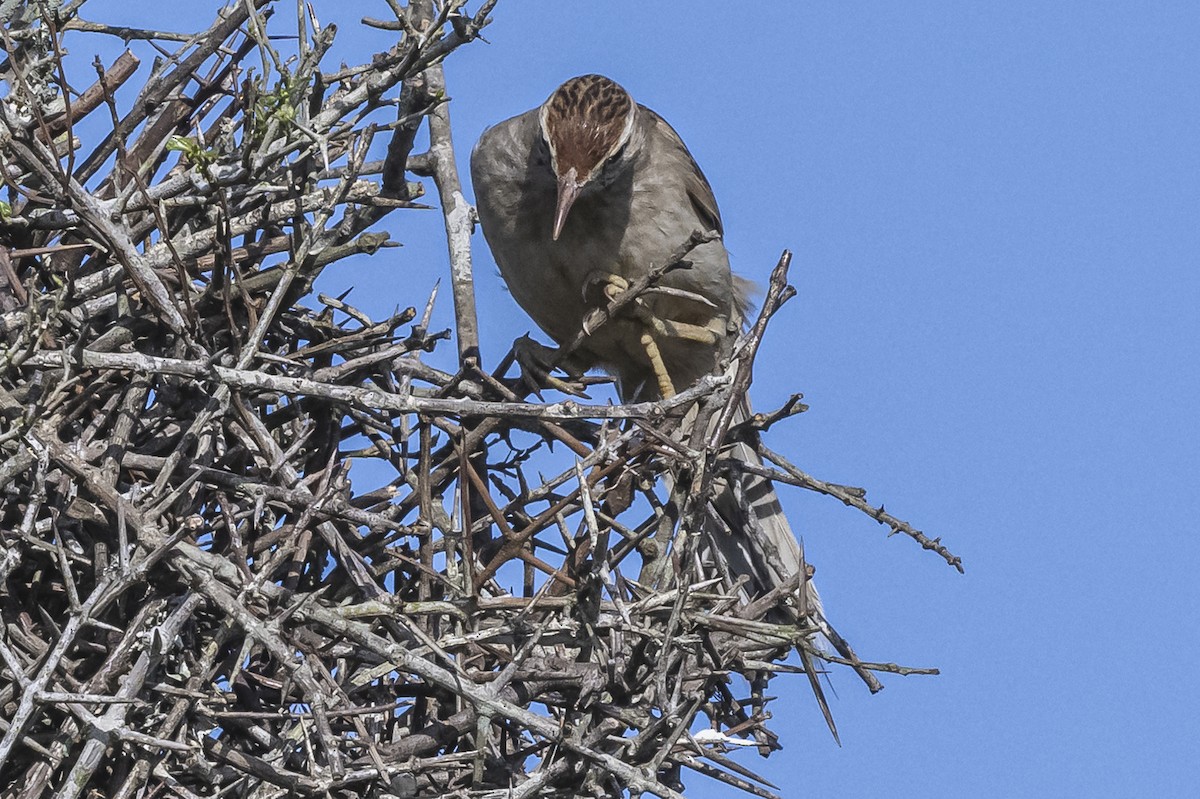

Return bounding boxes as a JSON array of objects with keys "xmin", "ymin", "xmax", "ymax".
[{"xmin": 85, "ymin": 2, "xmax": 1199, "ymax": 796}]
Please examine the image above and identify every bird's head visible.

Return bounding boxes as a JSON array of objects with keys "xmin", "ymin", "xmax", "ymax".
[{"xmin": 538, "ymin": 74, "xmax": 637, "ymax": 240}]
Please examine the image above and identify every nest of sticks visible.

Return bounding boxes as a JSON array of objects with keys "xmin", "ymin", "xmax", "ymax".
[{"xmin": 0, "ymin": 3, "xmax": 961, "ymax": 797}]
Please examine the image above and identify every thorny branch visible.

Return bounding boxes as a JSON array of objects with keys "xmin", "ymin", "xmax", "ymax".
[{"xmin": 0, "ymin": 2, "xmax": 959, "ymax": 798}]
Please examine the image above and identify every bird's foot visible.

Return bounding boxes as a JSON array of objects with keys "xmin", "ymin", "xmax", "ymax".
[
  {"xmin": 633, "ymin": 313, "xmax": 724, "ymax": 399},
  {"xmin": 583, "ymin": 269, "xmax": 724, "ymax": 343},
  {"xmin": 640, "ymin": 314, "xmax": 725, "ymax": 346},
  {"xmin": 581, "ymin": 270, "xmax": 630, "ymax": 306},
  {"xmin": 509, "ymin": 334, "xmax": 590, "ymax": 399},
  {"xmin": 577, "ymin": 270, "xmax": 725, "ymax": 400}
]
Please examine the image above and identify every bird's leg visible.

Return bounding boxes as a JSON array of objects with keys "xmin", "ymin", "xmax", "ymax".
[
  {"xmin": 580, "ymin": 271, "xmax": 677, "ymax": 397},
  {"xmin": 583, "ymin": 268, "xmax": 727, "ymax": 346},
  {"xmin": 639, "ymin": 314, "xmax": 725, "ymax": 346},
  {"xmin": 631, "ymin": 308, "xmax": 728, "ymax": 399},
  {"xmin": 579, "ymin": 270, "xmax": 731, "ymax": 398},
  {"xmin": 638, "ymin": 330, "xmax": 677, "ymax": 398}
]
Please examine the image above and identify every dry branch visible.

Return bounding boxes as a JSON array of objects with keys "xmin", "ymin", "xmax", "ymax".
[{"xmin": 0, "ymin": 2, "xmax": 958, "ymax": 798}]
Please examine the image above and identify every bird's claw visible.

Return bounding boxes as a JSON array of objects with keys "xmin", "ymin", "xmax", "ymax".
[
  {"xmin": 511, "ymin": 334, "xmax": 590, "ymax": 399},
  {"xmin": 582, "ymin": 271, "xmax": 631, "ymax": 306}
]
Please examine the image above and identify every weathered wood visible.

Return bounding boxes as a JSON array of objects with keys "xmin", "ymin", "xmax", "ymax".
[{"xmin": 0, "ymin": 2, "xmax": 955, "ymax": 798}]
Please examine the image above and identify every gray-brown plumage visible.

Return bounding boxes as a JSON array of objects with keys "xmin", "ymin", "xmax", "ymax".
[
  {"xmin": 471, "ymin": 75, "xmax": 827, "ymax": 633},
  {"xmin": 471, "ymin": 74, "xmax": 746, "ymax": 402}
]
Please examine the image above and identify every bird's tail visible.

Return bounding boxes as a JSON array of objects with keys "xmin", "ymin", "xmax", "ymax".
[
  {"xmin": 703, "ymin": 402, "xmax": 829, "ymax": 638},
  {"xmin": 689, "ymin": 401, "xmax": 861, "ymax": 739}
]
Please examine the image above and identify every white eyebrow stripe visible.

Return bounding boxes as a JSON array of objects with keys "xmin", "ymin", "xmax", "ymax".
[
  {"xmin": 538, "ymin": 103, "xmax": 559, "ymax": 171},
  {"xmin": 610, "ymin": 103, "xmax": 636, "ymax": 159}
]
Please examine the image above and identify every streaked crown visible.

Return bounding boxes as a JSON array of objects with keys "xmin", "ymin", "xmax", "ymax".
[{"xmin": 538, "ymin": 74, "xmax": 636, "ymax": 182}]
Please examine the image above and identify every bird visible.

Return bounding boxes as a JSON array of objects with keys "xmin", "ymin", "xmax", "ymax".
[
  {"xmin": 470, "ymin": 73, "xmax": 749, "ymax": 403},
  {"xmin": 470, "ymin": 74, "xmax": 829, "ymax": 643}
]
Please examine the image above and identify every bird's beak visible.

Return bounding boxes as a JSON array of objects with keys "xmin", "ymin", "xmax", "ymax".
[{"xmin": 552, "ymin": 170, "xmax": 582, "ymax": 241}]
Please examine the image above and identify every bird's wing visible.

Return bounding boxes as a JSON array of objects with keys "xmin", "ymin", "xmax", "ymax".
[{"xmin": 639, "ymin": 105, "xmax": 724, "ymax": 237}]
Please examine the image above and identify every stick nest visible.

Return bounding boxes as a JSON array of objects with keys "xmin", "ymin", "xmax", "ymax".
[{"xmin": 0, "ymin": 3, "xmax": 959, "ymax": 798}]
